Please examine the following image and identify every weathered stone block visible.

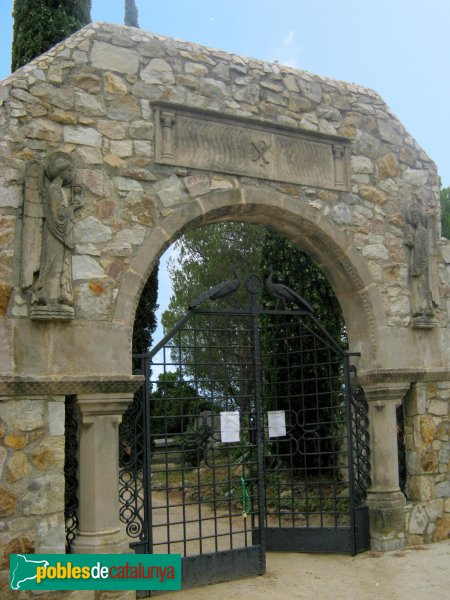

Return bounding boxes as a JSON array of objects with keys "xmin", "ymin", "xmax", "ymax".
[
  {"xmin": 436, "ymin": 480, "xmax": 450, "ymax": 498},
  {"xmin": 91, "ymin": 41, "xmax": 139, "ymax": 74},
  {"xmin": 113, "ymin": 226, "xmax": 146, "ymax": 246},
  {"xmin": 106, "ymin": 95, "xmax": 141, "ymax": 121},
  {"xmin": 22, "ymin": 474, "xmax": 64, "ymax": 515},
  {"xmin": 36, "ymin": 513, "xmax": 65, "ymax": 553},
  {"xmin": 48, "ymin": 401, "xmax": 65, "ymax": 437},
  {"xmin": 416, "ymin": 415, "xmax": 436, "ymax": 447},
  {"xmin": 377, "ymin": 153, "xmax": 400, "ymax": 179},
  {"xmin": 153, "ymin": 175, "xmax": 188, "ymax": 207},
  {"xmin": 184, "ymin": 175, "xmax": 211, "ymax": 197},
  {"xmin": 408, "ymin": 504, "xmax": 428, "ymax": 534},
  {"xmin": 405, "ymin": 385, "xmax": 427, "ymax": 418},
  {"xmin": 0, "ymin": 447, "xmax": 6, "ymax": 479},
  {"xmin": 407, "ymin": 475, "xmax": 435, "ymax": 501},
  {"xmin": 75, "ymin": 91, "xmax": 106, "ymax": 116},
  {"xmin": 30, "ymin": 437, "xmax": 64, "ymax": 470},
  {"xmin": 97, "ymin": 120, "xmax": 126, "ymax": 140},
  {"xmin": 74, "ymin": 217, "xmax": 112, "ymax": 244},
  {"xmin": 72, "ymin": 256, "xmax": 107, "ymax": 280},
  {"xmin": 3, "ymin": 400, "xmax": 45, "ymax": 432},
  {"xmin": 104, "ymin": 72, "xmax": 128, "ymax": 94},
  {"xmin": 76, "ymin": 283, "xmax": 113, "ymax": 320},
  {"xmin": 358, "ymin": 186, "xmax": 387, "ymax": 205},
  {"xmin": 6, "ymin": 452, "xmax": 31, "ymax": 482},
  {"xmin": 428, "ymin": 400, "xmax": 448, "ymax": 417},
  {"xmin": 361, "ymin": 244, "xmax": 389, "ymax": 260},
  {"xmin": 110, "ymin": 140, "xmax": 133, "ymax": 157},
  {"xmin": 351, "ymin": 155, "xmax": 374, "ymax": 174},
  {"xmin": 420, "ymin": 450, "xmax": 438, "ymax": 473},
  {"xmin": 0, "ymin": 284, "xmax": 12, "ymax": 315},
  {"xmin": 4, "ymin": 434, "xmax": 27, "ymax": 450},
  {"xmin": 0, "ymin": 185, "xmax": 21, "ymax": 209},
  {"xmin": 425, "ymin": 498, "xmax": 444, "ymax": 521},
  {"xmin": 0, "ymin": 488, "xmax": 17, "ymax": 517},
  {"xmin": 0, "ymin": 535, "xmax": 34, "ymax": 569},
  {"xmin": 63, "ymin": 125, "xmax": 102, "ymax": 147},
  {"xmin": 141, "ymin": 58, "xmax": 175, "ymax": 85},
  {"xmin": 433, "ymin": 515, "xmax": 450, "ymax": 541}
]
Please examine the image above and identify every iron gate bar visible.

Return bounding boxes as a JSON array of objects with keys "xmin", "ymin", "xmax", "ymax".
[{"xmin": 343, "ymin": 353, "xmax": 357, "ymax": 555}]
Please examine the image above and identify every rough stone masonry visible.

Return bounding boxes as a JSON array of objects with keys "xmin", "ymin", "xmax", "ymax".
[{"xmin": 0, "ymin": 21, "xmax": 448, "ymax": 599}]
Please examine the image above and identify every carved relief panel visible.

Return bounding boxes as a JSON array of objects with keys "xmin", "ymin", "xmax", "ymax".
[{"xmin": 154, "ymin": 104, "xmax": 350, "ymax": 191}]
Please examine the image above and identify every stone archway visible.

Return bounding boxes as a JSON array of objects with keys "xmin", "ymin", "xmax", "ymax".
[
  {"xmin": 116, "ymin": 185, "xmax": 385, "ymax": 372},
  {"xmin": 1, "ymin": 21, "xmax": 449, "ymax": 589}
]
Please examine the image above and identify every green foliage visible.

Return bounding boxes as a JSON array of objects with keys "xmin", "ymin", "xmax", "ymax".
[
  {"xmin": 162, "ymin": 222, "xmax": 265, "ymax": 331},
  {"xmin": 259, "ymin": 229, "xmax": 346, "ymax": 473},
  {"xmin": 260, "ymin": 228, "xmax": 345, "ymax": 344},
  {"xmin": 132, "ymin": 264, "xmax": 159, "ymax": 356},
  {"xmin": 124, "ymin": 0, "xmax": 139, "ymax": 27},
  {"xmin": 12, "ymin": 0, "xmax": 91, "ymax": 71},
  {"xmin": 150, "ymin": 371, "xmax": 212, "ymax": 436},
  {"xmin": 440, "ymin": 186, "xmax": 450, "ymax": 239},
  {"xmin": 161, "ymin": 223, "xmax": 346, "ymax": 476}
]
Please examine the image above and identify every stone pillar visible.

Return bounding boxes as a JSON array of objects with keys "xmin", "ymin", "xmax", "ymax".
[
  {"xmin": 365, "ymin": 382, "xmax": 410, "ymax": 551},
  {"xmin": 71, "ymin": 393, "xmax": 133, "ymax": 554}
]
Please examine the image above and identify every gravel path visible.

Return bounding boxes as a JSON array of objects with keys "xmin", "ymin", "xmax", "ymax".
[{"xmin": 166, "ymin": 540, "xmax": 450, "ymax": 600}]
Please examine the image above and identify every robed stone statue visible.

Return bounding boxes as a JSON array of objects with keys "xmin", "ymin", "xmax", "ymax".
[
  {"xmin": 21, "ymin": 152, "xmax": 82, "ymax": 320},
  {"xmin": 404, "ymin": 202, "xmax": 439, "ymax": 328}
]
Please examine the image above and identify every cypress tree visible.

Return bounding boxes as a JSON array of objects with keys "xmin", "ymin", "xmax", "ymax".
[
  {"xmin": 12, "ymin": 0, "xmax": 92, "ymax": 71},
  {"xmin": 132, "ymin": 265, "xmax": 159, "ymax": 357},
  {"xmin": 124, "ymin": 0, "xmax": 140, "ymax": 28}
]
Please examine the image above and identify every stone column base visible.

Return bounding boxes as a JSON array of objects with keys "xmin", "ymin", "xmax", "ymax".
[
  {"xmin": 367, "ymin": 490, "xmax": 406, "ymax": 551},
  {"xmin": 71, "ymin": 528, "xmax": 130, "ymax": 554}
]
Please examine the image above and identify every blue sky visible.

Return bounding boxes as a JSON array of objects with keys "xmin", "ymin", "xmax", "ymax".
[{"xmin": 1, "ymin": 0, "xmax": 449, "ymax": 186}]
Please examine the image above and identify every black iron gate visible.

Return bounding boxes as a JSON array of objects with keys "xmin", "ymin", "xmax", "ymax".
[{"xmin": 119, "ymin": 273, "xmax": 370, "ymax": 591}]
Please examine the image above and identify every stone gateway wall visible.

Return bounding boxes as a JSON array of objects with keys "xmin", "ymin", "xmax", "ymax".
[{"xmin": 0, "ymin": 20, "xmax": 448, "ymax": 590}]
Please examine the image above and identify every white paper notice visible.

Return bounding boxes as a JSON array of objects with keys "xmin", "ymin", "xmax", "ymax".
[
  {"xmin": 220, "ymin": 411, "xmax": 240, "ymax": 443},
  {"xmin": 268, "ymin": 410, "xmax": 286, "ymax": 438}
]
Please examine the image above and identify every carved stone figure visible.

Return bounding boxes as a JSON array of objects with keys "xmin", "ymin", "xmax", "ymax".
[
  {"xmin": 404, "ymin": 203, "xmax": 439, "ymax": 328},
  {"xmin": 22, "ymin": 152, "xmax": 82, "ymax": 320}
]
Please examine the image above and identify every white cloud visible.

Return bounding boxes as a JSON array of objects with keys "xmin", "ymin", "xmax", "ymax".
[{"xmin": 283, "ymin": 30, "xmax": 294, "ymax": 47}]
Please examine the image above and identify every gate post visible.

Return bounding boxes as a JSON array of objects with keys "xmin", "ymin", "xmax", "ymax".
[
  {"xmin": 71, "ymin": 393, "xmax": 134, "ymax": 554},
  {"xmin": 365, "ymin": 382, "xmax": 409, "ymax": 551}
]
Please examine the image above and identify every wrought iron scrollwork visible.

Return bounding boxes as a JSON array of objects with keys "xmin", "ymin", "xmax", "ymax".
[
  {"xmin": 64, "ymin": 396, "xmax": 79, "ymax": 552},
  {"xmin": 349, "ymin": 367, "xmax": 371, "ymax": 506},
  {"xmin": 119, "ymin": 379, "xmax": 146, "ymax": 540}
]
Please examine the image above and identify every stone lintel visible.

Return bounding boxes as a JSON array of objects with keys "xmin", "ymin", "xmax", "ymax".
[
  {"xmin": 0, "ymin": 375, "xmax": 144, "ymax": 397},
  {"xmin": 357, "ymin": 368, "xmax": 450, "ymax": 387}
]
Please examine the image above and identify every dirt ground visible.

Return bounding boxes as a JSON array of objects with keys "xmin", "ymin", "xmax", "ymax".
[
  {"xmin": 135, "ymin": 490, "xmax": 449, "ymax": 600},
  {"xmin": 166, "ymin": 540, "xmax": 450, "ymax": 600}
]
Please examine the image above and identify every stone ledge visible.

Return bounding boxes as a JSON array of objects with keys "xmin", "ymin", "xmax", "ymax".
[
  {"xmin": 358, "ymin": 369, "xmax": 450, "ymax": 386},
  {"xmin": 0, "ymin": 375, "xmax": 144, "ymax": 397}
]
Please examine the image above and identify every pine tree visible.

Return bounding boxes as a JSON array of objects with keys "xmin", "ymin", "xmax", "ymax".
[
  {"xmin": 124, "ymin": 0, "xmax": 140, "ymax": 28},
  {"xmin": 12, "ymin": 0, "xmax": 92, "ymax": 71}
]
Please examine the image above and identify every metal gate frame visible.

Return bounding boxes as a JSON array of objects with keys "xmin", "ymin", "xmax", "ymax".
[{"xmin": 118, "ymin": 273, "xmax": 371, "ymax": 592}]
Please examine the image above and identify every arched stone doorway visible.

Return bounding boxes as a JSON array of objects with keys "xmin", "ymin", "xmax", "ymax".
[{"xmin": 1, "ymin": 21, "xmax": 449, "ymax": 592}]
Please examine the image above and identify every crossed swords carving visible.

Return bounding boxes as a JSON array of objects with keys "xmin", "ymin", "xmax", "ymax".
[{"xmin": 250, "ymin": 139, "xmax": 271, "ymax": 166}]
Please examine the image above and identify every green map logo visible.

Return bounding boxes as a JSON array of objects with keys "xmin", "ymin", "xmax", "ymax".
[
  {"xmin": 11, "ymin": 555, "xmax": 50, "ymax": 590},
  {"xmin": 10, "ymin": 554, "xmax": 181, "ymax": 591}
]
